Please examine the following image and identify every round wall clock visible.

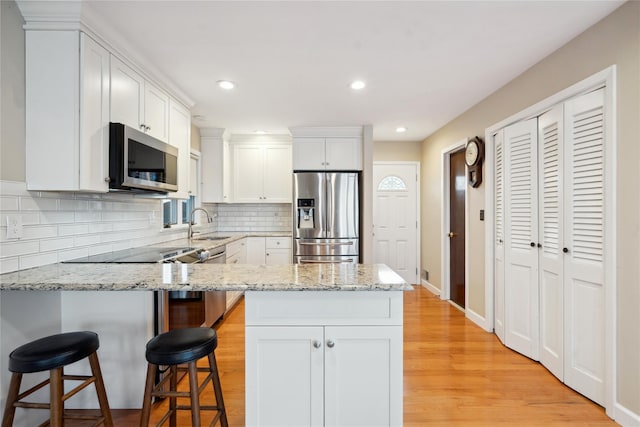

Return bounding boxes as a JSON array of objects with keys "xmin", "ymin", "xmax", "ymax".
[{"xmin": 465, "ymin": 136, "xmax": 484, "ymax": 188}]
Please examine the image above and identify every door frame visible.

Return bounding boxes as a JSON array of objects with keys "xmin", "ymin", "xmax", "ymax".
[
  {"xmin": 484, "ymin": 66, "xmax": 616, "ymax": 416},
  {"xmin": 440, "ymin": 140, "xmax": 469, "ymax": 305},
  {"xmin": 372, "ymin": 161, "xmax": 421, "ymax": 284}
]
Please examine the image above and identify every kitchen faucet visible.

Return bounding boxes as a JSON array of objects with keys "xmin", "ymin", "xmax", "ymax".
[{"xmin": 188, "ymin": 208, "xmax": 213, "ymax": 240}]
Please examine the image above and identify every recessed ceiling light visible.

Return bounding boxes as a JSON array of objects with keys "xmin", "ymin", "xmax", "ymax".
[
  {"xmin": 396, "ymin": 127, "xmax": 407, "ymax": 133},
  {"xmin": 254, "ymin": 130, "xmax": 266, "ymax": 135},
  {"xmin": 350, "ymin": 80, "xmax": 366, "ymax": 90},
  {"xmin": 217, "ymin": 80, "xmax": 235, "ymax": 90}
]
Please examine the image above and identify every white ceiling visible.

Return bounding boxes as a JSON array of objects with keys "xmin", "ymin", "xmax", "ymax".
[{"xmin": 85, "ymin": 1, "xmax": 623, "ymax": 142}]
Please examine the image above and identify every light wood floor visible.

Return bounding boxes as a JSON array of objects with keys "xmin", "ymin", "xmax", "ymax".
[{"xmin": 75, "ymin": 285, "xmax": 615, "ymax": 426}]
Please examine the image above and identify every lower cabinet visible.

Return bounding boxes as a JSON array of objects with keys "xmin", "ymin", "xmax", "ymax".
[{"xmin": 245, "ymin": 291, "xmax": 403, "ymax": 427}]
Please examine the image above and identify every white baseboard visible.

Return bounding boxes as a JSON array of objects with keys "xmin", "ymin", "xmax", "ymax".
[
  {"xmin": 421, "ymin": 279, "xmax": 440, "ymax": 296},
  {"xmin": 615, "ymin": 402, "xmax": 640, "ymax": 427},
  {"xmin": 466, "ymin": 307, "xmax": 493, "ymax": 333}
]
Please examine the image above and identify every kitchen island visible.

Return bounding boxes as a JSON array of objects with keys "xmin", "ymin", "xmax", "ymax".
[{"xmin": 0, "ymin": 263, "xmax": 410, "ymax": 426}]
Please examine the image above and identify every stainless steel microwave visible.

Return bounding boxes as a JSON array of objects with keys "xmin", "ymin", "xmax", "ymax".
[{"xmin": 108, "ymin": 122, "xmax": 178, "ymax": 192}]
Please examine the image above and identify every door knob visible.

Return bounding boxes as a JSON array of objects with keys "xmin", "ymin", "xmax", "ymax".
[{"xmin": 448, "ymin": 232, "xmax": 458, "ymax": 238}]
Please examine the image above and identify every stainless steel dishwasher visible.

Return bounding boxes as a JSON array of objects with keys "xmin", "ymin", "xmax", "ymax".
[{"xmin": 167, "ymin": 246, "xmax": 226, "ymax": 329}]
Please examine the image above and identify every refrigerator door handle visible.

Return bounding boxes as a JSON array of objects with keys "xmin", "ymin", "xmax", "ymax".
[
  {"xmin": 299, "ymin": 259, "xmax": 354, "ymax": 264},
  {"xmin": 299, "ymin": 241, "xmax": 354, "ymax": 246},
  {"xmin": 326, "ymin": 174, "xmax": 331, "ymax": 235}
]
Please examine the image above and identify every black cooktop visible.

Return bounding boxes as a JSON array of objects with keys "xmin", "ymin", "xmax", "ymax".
[{"xmin": 63, "ymin": 246, "xmax": 197, "ymax": 264}]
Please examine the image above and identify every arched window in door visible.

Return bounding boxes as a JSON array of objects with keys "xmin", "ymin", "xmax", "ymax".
[{"xmin": 377, "ymin": 175, "xmax": 407, "ymax": 191}]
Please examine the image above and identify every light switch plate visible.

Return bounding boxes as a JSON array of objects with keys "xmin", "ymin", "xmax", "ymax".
[{"xmin": 6, "ymin": 215, "xmax": 23, "ymax": 239}]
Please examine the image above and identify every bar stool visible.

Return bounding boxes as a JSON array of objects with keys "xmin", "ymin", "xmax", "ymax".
[
  {"xmin": 140, "ymin": 327, "xmax": 227, "ymax": 427},
  {"xmin": 1, "ymin": 331, "xmax": 113, "ymax": 427}
]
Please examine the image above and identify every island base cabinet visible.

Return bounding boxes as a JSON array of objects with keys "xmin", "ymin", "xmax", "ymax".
[{"xmin": 245, "ymin": 291, "xmax": 403, "ymax": 427}]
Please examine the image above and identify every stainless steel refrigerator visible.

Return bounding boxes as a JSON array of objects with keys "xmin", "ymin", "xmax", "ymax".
[{"xmin": 293, "ymin": 172, "xmax": 359, "ymax": 264}]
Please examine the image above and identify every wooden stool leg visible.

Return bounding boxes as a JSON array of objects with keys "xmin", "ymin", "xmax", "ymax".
[
  {"xmin": 88, "ymin": 352, "xmax": 113, "ymax": 427},
  {"xmin": 50, "ymin": 367, "xmax": 64, "ymax": 427},
  {"xmin": 188, "ymin": 361, "xmax": 201, "ymax": 427},
  {"xmin": 208, "ymin": 352, "xmax": 228, "ymax": 427},
  {"xmin": 139, "ymin": 363, "xmax": 157, "ymax": 427},
  {"xmin": 1, "ymin": 373, "xmax": 22, "ymax": 427},
  {"xmin": 169, "ymin": 365, "xmax": 177, "ymax": 427}
]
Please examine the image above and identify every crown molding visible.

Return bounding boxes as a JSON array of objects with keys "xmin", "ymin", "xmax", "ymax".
[
  {"xmin": 200, "ymin": 128, "xmax": 228, "ymax": 139},
  {"xmin": 230, "ymin": 134, "xmax": 292, "ymax": 144}
]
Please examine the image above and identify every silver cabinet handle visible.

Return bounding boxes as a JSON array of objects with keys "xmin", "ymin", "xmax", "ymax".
[
  {"xmin": 139, "ymin": 124, "xmax": 146, "ymax": 130},
  {"xmin": 299, "ymin": 242, "xmax": 353, "ymax": 246},
  {"xmin": 313, "ymin": 341, "xmax": 321, "ymax": 349},
  {"xmin": 299, "ymin": 259, "xmax": 354, "ymax": 264},
  {"xmin": 326, "ymin": 340, "xmax": 335, "ymax": 348}
]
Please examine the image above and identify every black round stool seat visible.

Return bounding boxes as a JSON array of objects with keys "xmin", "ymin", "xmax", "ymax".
[
  {"xmin": 146, "ymin": 327, "xmax": 217, "ymax": 366},
  {"xmin": 8, "ymin": 331, "xmax": 99, "ymax": 374}
]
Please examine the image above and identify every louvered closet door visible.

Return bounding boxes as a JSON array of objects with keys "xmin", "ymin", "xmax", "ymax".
[
  {"xmin": 504, "ymin": 118, "xmax": 539, "ymax": 361},
  {"xmin": 494, "ymin": 129, "xmax": 506, "ymax": 344},
  {"xmin": 538, "ymin": 105, "xmax": 564, "ymax": 381},
  {"xmin": 563, "ymin": 88, "xmax": 605, "ymax": 405}
]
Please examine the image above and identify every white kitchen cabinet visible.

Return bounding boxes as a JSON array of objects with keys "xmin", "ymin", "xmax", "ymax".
[
  {"xmin": 245, "ymin": 291, "xmax": 403, "ymax": 427},
  {"xmin": 292, "ymin": 137, "xmax": 362, "ymax": 171},
  {"xmin": 233, "ymin": 144, "xmax": 292, "ymax": 203},
  {"xmin": 168, "ymin": 98, "xmax": 191, "ymax": 199},
  {"xmin": 246, "ymin": 237, "xmax": 267, "ymax": 264},
  {"xmin": 225, "ymin": 238, "xmax": 246, "ymax": 311},
  {"xmin": 265, "ymin": 237, "xmax": 291, "ymax": 265},
  {"xmin": 25, "ymin": 31, "xmax": 110, "ymax": 192},
  {"xmin": 110, "ymin": 56, "xmax": 170, "ymax": 143},
  {"xmin": 201, "ymin": 129, "xmax": 231, "ymax": 203}
]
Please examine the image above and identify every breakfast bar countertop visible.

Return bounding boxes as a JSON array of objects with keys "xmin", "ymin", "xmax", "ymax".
[{"xmin": 0, "ymin": 263, "xmax": 412, "ymax": 292}]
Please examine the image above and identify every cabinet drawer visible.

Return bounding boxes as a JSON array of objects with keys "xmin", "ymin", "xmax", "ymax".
[
  {"xmin": 226, "ymin": 238, "xmax": 245, "ymax": 257},
  {"xmin": 266, "ymin": 236, "xmax": 291, "ymax": 249},
  {"xmin": 245, "ymin": 291, "xmax": 403, "ymax": 326}
]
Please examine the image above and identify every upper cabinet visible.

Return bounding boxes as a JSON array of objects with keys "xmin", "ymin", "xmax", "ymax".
[
  {"xmin": 201, "ymin": 128, "xmax": 231, "ymax": 203},
  {"xmin": 19, "ymin": 5, "xmax": 193, "ymax": 194},
  {"xmin": 110, "ymin": 56, "xmax": 170, "ymax": 143},
  {"xmin": 290, "ymin": 127, "xmax": 363, "ymax": 171},
  {"xmin": 168, "ymin": 99, "xmax": 191, "ymax": 199},
  {"xmin": 25, "ymin": 31, "xmax": 110, "ymax": 192},
  {"xmin": 233, "ymin": 143, "xmax": 292, "ymax": 203}
]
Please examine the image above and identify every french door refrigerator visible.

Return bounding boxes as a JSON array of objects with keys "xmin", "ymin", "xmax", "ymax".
[{"xmin": 293, "ymin": 172, "xmax": 359, "ymax": 264}]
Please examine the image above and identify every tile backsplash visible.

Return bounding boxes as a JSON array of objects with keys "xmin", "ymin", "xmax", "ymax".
[{"xmin": 0, "ymin": 181, "xmax": 292, "ymax": 274}]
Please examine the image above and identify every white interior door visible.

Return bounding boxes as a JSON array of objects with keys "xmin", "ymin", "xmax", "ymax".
[
  {"xmin": 494, "ymin": 130, "xmax": 506, "ymax": 344},
  {"xmin": 538, "ymin": 104, "xmax": 565, "ymax": 380},
  {"xmin": 373, "ymin": 163, "xmax": 419, "ymax": 284},
  {"xmin": 504, "ymin": 118, "xmax": 540, "ymax": 361},
  {"xmin": 563, "ymin": 88, "xmax": 606, "ymax": 405}
]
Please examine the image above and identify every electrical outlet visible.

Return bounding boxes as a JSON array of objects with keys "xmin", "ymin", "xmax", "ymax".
[
  {"xmin": 422, "ymin": 270, "xmax": 429, "ymax": 281},
  {"xmin": 6, "ymin": 215, "xmax": 23, "ymax": 239},
  {"xmin": 480, "ymin": 209, "xmax": 485, "ymax": 221}
]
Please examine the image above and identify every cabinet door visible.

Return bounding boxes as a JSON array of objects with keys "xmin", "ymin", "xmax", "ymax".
[
  {"xmin": 201, "ymin": 136, "xmax": 224, "ymax": 203},
  {"xmin": 263, "ymin": 145, "xmax": 292, "ymax": 202},
  {"xmin": 245, "ymin": 326, "xmax": 324, "ymax": 427},
  {"xmin": 246, "ymin": 237, "xmax": 266, "ymax": 264},
  {"xmin": 324, "ymin": 326, "xmax": 403, "ymax": 427},
  {"xmin": 293, "ymin": 138, "xmax": 326, "ymax": 170},
  {"xmin": 79, "ymin": 33, "xmax": 110, "ymax": 192},
  {"xmin": 144, "ymin": 81, "xmax": 170, "ymax": 142},
  {"xmin": 168, "ymin": 99, "xmax": 191, "ymax": 199},
  {"xmin": 233, "ymin": 145, "xmax": 264, "ymax": 202},
  {"xmin": 110, "ymin": 55, "xmax": 144, "ymax": 130},
  {"xmin": 265, "ymin": 248, "xmax": 291, "ymax": 265},
  {"xmin": 325, "ymin": 137, "xmax": 362, "ymax": 170}
]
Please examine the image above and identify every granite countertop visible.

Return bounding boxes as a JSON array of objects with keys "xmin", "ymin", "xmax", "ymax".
[{"xmin": 0, "ymin": 263, "xmax": 411, "ymax": 292}]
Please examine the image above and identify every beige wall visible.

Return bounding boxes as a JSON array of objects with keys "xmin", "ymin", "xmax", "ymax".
[
  {"xmin": 421, "ymin": 1, "xmax": 639, "ymax": 414},
  {"xmin": 373, "ymin": 140, "xmax": 421, "ymax": 162},
  {"xmin": 0, "ymin": 0, "xmax": 25, "ymax": 182}
]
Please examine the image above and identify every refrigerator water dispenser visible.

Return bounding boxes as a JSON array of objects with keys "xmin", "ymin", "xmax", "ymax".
[{"xmin": 297, "ymin": 198, "xmax": 315, "ymax": 229}]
